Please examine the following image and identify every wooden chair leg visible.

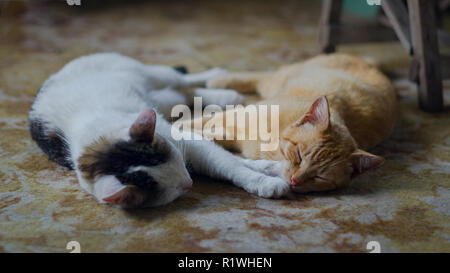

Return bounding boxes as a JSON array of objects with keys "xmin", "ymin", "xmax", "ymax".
[
  {"xmin": 381, "ymin": 1, "xmax": 413, "ymax": 55},
  {"xmin": 408, "ymin": 0, "xmax": 444, "ymax": 112},
  {"xmin": 318, "ymin": 0, "xmax": 343, "ymax": 53}
]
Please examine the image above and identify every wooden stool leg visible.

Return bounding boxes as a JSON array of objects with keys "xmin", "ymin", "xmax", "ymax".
[
  {"xmin": 319, "ymin": 0, "xmax": 343, "ymax": 53},
  {"xmin": 408, "ymin": 0, "xmax": 444, "ymax": 112},
  {"xmin": 381, "ymin": 1, "xmax": 413, "ymax": 55}
]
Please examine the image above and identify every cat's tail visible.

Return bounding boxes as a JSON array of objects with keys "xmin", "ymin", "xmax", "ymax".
[{"xmin": 207, "ymin": 72, "xmax": 272, "ymax": 94}]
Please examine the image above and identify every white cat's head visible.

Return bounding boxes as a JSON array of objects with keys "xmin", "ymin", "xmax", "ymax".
[{"xmin": 78, "ymin": 109, "xmax": 192, "ymax": 208}]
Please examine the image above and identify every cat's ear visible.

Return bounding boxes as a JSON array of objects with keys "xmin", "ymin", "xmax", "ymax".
[
  {"xmin": 350, "ymin": 149, "xmax": 385, "ymax": 177},
  {"xmin": 130, "ymin": 109, "xmax": 157, "ymax": 142},
  {"xmin": 102, "ymin": 186, "xmax": 133, "ymax": 205},
  {"xmin": 94, "ymin": 175, "xmax": 132, "ymax": 206},
  {"xmin": 296, "ymin": 96, "xmax": 330, "ymax": 131}
]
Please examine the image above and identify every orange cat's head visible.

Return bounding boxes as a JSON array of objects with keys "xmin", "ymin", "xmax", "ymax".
[{"xmin": 280, "ymin": 96, "xmax": 384, "ymax": 193}]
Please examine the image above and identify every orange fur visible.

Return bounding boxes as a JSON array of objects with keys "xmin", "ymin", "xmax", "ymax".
[{"xmin": 200, "ymin": 54, "xmax": 398, "ymax": 192}]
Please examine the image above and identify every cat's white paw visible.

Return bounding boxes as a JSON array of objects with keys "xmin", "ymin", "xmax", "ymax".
[
  {"xmin": 241, "ymin": 159, "xmax": 283, "ymax": 177},
  {"xmin": 247, "ymin": 176, "xmax": 289, "ymax": 199},
  {"xmin": 184, "ymin": 68, "xmax": 228, "ymax": 86},
  {"xmin": 196, "ymin": 88, "xmax": 244, "ymax": 108},
  {"xmin": 214, "ymin": 90, "xmax": 244, "ymax": 107}
]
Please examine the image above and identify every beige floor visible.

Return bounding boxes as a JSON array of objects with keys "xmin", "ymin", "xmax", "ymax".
[{"xmin": 0, "ymin": 0, "xmax": 449, "ymax": 252}]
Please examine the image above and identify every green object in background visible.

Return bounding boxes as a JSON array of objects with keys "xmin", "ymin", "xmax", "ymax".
[
  {"xmin": 343, "ymin": 0, "xmax": 379, "ymax": 19},
  {"xmin": 320, "ymin": 0, "xmax": 380, "ymax": 19}
]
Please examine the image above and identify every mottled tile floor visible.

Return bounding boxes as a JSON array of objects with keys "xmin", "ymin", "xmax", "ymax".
[{"xmin": 0, "ymin": 0, "xmax": 449, "ymax": 252}]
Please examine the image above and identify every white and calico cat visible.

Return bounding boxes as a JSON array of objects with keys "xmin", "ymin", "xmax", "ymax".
[{"xmin": 29, "ymin": 53, "xmax": 289, "ymax": 208}]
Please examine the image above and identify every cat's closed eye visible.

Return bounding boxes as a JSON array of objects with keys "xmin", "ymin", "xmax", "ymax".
[
  {"xmin": 314, "ymin": 175, "xmax": 328, "ymax": 182},
  {"xmin": 295, "ymin": 147, "xmax": 302, "ymax": 164}
]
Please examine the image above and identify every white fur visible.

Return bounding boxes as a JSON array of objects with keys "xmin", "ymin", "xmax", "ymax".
[
  {"xmin": 94, "ymin": 175, "xmax": 127, "ymax": 202},
  {"xmin": 30, "ymin": 53, "xmax": 289, "ymax": 206},
  {"xmin": 194, "ymin": 88, "xmax": 244, "ymax": 108}
]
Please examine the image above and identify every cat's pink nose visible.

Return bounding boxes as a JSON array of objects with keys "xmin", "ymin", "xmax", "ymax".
[{"xmin": 290, "ymin": 176, "xmax": 297, "ymax": 186}]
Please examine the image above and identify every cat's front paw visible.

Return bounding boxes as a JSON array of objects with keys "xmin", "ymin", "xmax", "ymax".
[
  {"xmin": 249, "ymin": 176, "xmax": 290, "ymax": 199},
  {"xmin": 241, "ymin": 159, "xmax": 283, "ymax": 177}
]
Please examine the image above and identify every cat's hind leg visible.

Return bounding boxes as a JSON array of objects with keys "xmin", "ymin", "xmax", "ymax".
[
  {"xmin": 146, "ymin": 88, "xmax": 191, "ymax": 120},
  {"xmin": 207, "ymin": 72, "xmax": 273, "ymax": 94},
  {"xmin": 183, "ymin": 68, "xmax": 228, "ymax": 87},
  {"xmin": 143, "ymin": 65, "xmax": 225, "ymax": 89},
  {"xmin": 194, "ymin": 88, "xmax": 244, "ymax": 108}
]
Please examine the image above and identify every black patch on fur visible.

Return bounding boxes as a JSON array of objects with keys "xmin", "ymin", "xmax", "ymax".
[
  {"xmin": 116, "ymin": 171, "xmax": 157, "ymax": 190},
  {"xmin": 79, "ymin": 140, "xmax": 169, "ymax": 188},
  {"xmin": 29, "ymin": 117, "xmax": 74, "ymax": 170},
  {"xmin": 173, "ymin": 65, "xmax": 188, "ymax": 74}
]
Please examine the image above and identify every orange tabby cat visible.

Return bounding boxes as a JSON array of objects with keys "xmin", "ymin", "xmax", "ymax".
[{"xmin": 187, "ymin": 54, "xmax": 397, "ymax": 193}]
